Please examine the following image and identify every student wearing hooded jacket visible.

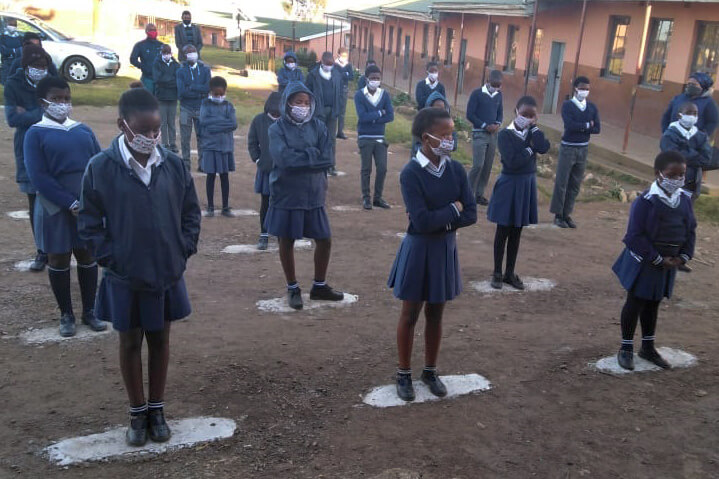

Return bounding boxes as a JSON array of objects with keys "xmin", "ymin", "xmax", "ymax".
[
  {"xmin": 277, "ymin": 51, "xmax": 303, "ymax": 92},
  {"xmin": 305, "ymin": 52, "xmax": 343, "ymax": 175},
  {"xmin": 265, "ymin": 81, "xmax": 345, "ymax": 310},
  {"xmin": 661, "ymin": 72, "xmax": 718, "ymax": 138},
  {"xmin": 176, "ymin": 44, "xmax": 211, "ymax": 171},
  {"xmin": 0, "ymin": 18, "xmax": 23, "ymax": 85},
  {"xmin": 130, "ymin": 23, "xmax": 163, "ymax": 92},
  {"xmin": 8, "ymin": 32, "xmax": 59, "ymax": 79},
  {"xmin": 410, "ymin": 90, "xmax": 458, "ymax": 159},
  {"xmin": 152, "ymin": 44, "xmax": 181, "ymax": 153},
  {"xmin": 4, "ymin": 44, "xmax": 52, "ymax": 272},
  {"xmin": 334, "ymin": 47, "xmax": 353, "ymax": 139}
]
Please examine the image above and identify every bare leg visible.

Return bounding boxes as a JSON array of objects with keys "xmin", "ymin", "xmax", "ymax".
[
  {"xmin": 396, "ymin": 300, "xmax": 424, "ymax": 370},
  {"xmin": 313, "ymin": 238, "xmax": 331, "ymax": 282},
  {"xmin": 119, "ymin": 329, "xmax": 145, "ymax": 407},
  {"xmin": 278, "ymin": 238, "xmax": 297, "ymax": 284},
  {"xmin": 146, "ymin": 321, "xmax": 171, "ymax": 403},
  {"xmin": 424, "ymin": 302, "xmax": 445, "ymax": 367}
]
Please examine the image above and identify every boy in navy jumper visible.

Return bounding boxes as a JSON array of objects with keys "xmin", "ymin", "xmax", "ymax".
[
  {"xmin": 0, "ymin": 18, "xmax": 22, "ymax": 85},
  {"xmin": 152, "ymin": 44, "xmax": 181, "ymax": 153},
  {"xmin": 266, "ymin": 82, "xmax": 344, "ymax": 310},
  {"xmin": 354, "ymin": 65, "xmax": 394, "ymax": 210},
  {"xmin": 487, "ymin": 96, "xmax": 550, "ymax": 290},
  {"xmin": 388, "ymin": 108, "xmax": 477, "ymax": 401},
  {"xmin": 466, "ymin": 69, "xmax": 503, "ymax": 205},
  {"xmin": 277, "ymin": 51, "xmax": 303, "ymax": 93},
  {"xmin": 79, "ymin": 88, "xmax": 201, "ymax": 446},
  {"xmin": 613, "ymin": 151, "xmax": 695, "ymax": 371},
  {"xmin": 129, "ymin": 23, "xmax": 162, "ymax": 92},
  {"xmin": 334, "ymin": 47, "xmax": 353, "ymax": 139},
  {"xmin": 550, "ymin": 76, "xmax": 600, "ymax": 228},
  {"xmin": 660, "ymin": 102, "xmax": 712, "ymax": 200},
  {"xmin": 356, "ymin": 59, "xmax": 376, "ymax": 91},
  {"xmin": 24, "ymin": 76, "xmax": 106, "ymax": 337},
  {"xmin": 177, "ymin": 44, "xmax": 211, "ymax": 170},
  {"xmin": 305, "ymin": 51, "xmax": 343, "ymax": 175},
  {"xmin": 415, "ymin": 62, "xmax": 445, "ymax": 111},
  {"xmin": 248, "ymin": 91, "xmax": 281, "ymax": 250},
  {"xmin": 661, "ymin": 72, "xmax": 718, "ymax": 138}
]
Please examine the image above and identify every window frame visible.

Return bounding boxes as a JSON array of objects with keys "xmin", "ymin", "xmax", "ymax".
[
  {"xmin": 603, "ymin": 15, "xmax": 631, "ymax": 79},
  {"xmin": 691, "ymin": 21, "xmax": 719, "ymax": 80},
  {"xmin": 504, "ymin": 25, "xmax": 518, "ymax": 73},
  {"xmin": 528, "ymin": 28, "xmax": 543, "ymax": 78},
  {"xmin": 444, "ymin": 27, "xmax": 454, "ymax": 65},
  {"xmin": 396, "ymin": 27, "xmax": 402, "ymax": 57},
  {"xmin": 421, "ymin": 23, "xmax": 429, "ymax": 59},
  {"xmin": 488, "ymin": 22, "xmax": 499, "ymax": 68},
  {"xmin": 388, "ymin": 26, "xmax": 394, "ymax": 55},
  {"xmin": 363, "ymin": 26, "xmax": 368, "ymax": 53},
  {"xmin": 641, "ymin": 18, "xmax": 674, "ymax": 88}
]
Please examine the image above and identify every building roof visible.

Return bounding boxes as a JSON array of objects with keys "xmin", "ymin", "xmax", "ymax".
[
  {"xmin": 380, "ymin": 0, "xmax": 436, "ymax": 22},
  {"xmin": 430, "ymin": 0, "xmax": 534, "ymax": 16},
  {"xmin": 251, "ymin": 17, "xmax": 348, "ymax": 41}
]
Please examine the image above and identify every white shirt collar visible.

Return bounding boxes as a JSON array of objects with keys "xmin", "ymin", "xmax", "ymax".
[
  {"xmin": 319, "ymin": 67, "xmax": 332, "ymax": 80},
  {"xmin": 669, "ymin": 121, "xmax": 698, "ymax": 140},
  {"xmin": 482, "ymin": 84, "xmax": 499, "ymax": 98},
  {"xmin": 36, "ymin": 115, "xmax": 79, "ymax": 130},
  {"xmin": 414, "ymin": 150, "xmax": 448, "ymax": 177},
  {"xmin": 363, "ymin": 86, "xmax": 383, "ymax": 106},
  {"xmin": 184, "ymin": 23, "xmax": 193, "ymax": 28},
  {"xmin": 119, "ymin": 135, "xmax": 162, "ymax": 186},
  {"xmin": 425, "ymin": 77, "xmax": 438, "ymax": 89},
  {"xmin": 571, "ymin": 96, "xmax": 587, "ymax": 111},
  {"xmin": 647, "ymin": 181, "xmax": 682, "ymax": 208},
  {"xmin": 507, "ymin": 121, "xmax": 529, "ymax": 139}
]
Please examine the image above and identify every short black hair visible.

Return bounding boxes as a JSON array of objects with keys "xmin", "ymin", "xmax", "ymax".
[
  {"xmin": 366, "ymin": 60, "xmax": 377, "ymax": 67},
  {"xmin": 209, "ymin": 76, "xmax": 227, "ymax": 89},
  {"xmin": 321, "ymin": 51, "xmax": 333, "ymax": 62},
  {"xmin": 654, "ymin": 150, "xmax": 686, "ymax": 172},
  {"xmin": 573, "ymin": 76, "xmax": 590, "ymax": 88},
  {"xmin": 426, "ymin": 61, "xmax": 438, "ymax": 71},
  {"xmin": 182, "ymin": 10, "xmax": 191, "ymax": 16},
  {"xmin": 36, "ymin": 76, "xmax": 70, "ymax": 100},
  {"xmin": 488, "ymin": 69, "xmax": 503, "ymax": 83},
  {"xmin": 118, "ymin": 87, "xmax": 159, "ymax": 120},
  {"xmin": 516, "ymin": 95, "xmax": 537, "ymax": 110},
  {"xmin": 22, "ymin": 31, "xmax": 41, "ymax": 45},
  {"xmin": 411, "ymin": 107, "xmax": 451, "ymax": 138},
  {"xmin": 365, "ymin": 65, "xmax": 381, "ymax": 77},
  {"xmin": 678, "ymin": 101, "xmax": 698, "ymax": 114},
  {"xmin": 129, "ymin": 81, "xmax": 144, "ymax": 89}
]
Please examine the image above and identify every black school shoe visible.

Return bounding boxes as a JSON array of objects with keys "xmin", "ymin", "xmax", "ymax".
[
  {"xmin": 221, "ymin": 207, "xmax": 236, "ymax": 218},
  {"xmin": 29, "ymin": 252, "xmax": 47, "ymax": 272},
  {"xmin": 396, "ymin": 373, "xmax": 415, "ymax": 402},
  {"xmin": 477, "ymin": 196, "xmax": 489, "ymax": 206},
  {"xmin": 309, "ymin": 284, "xmax": 344, "ymax": 301},
  {"xmin": 421, "ymin": 369, "xmax": 447, "ymax": 397},
  {"xmin": 59, "ymin": 313, "xmax": 76, "ymax": 337},
  {"xmin": 564, "ymin": 216, "xmax": 577, "ymax": 229},
  {"xmin": 205, "ymin": 207, "xmax": 215, "ymax": 218},
  {"xmin": 363, "ymin": 198, "xmax": 372, "ymax": 210},
  {"xmin": 82, "ymin": 310, "xmax": 107, "ymax": 332},
  {"xmin": 554, "ymin": 215, "xmax": 570, "ymax": 228},
  {"xmin": 677, "ymin": 263, "xmax": 692, "ymax": 273},
  {"xmin": 503, "ymin": 273, "xmax": 525, "ymax": 290},
  {"xmin": 617, "ymin": 349, "xmax": 635, "ymax": 370},
  {"xmin": 328, "ymin": 167, "xmax": 338, "ymax": 176},
  {"xmin": 373, "ymin": 198, "xmax": 391, "ymax": 209},
  {"xmin": 490, "ymin": 272, "xmax": 503, "ymax": 290},
  {"xmin": 126, "ymin": 412, "xmax": 149, "ymax": 447},
  {"xmin": 288, "ymin": 287, "xmax": 303, "ymax": 310},
  {"xmin": 257, "ymin": 235, "xmax": 269, "ymax": 251},
  {"xmin": 148, "ymin": 409, "xmax": 172, "ymax": 442},
  {"xmin": 336, "ymin": 133, "xmax": 348, "ymax": 140},
  {"xmin": 638, "ymin": 347, "xmax": 672, "ymax": 369}
]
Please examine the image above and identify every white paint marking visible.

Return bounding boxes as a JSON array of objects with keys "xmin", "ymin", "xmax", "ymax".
[
  {"xmin": 592, "ymin": 347, "xmax": 697, "ymax": 374},
  {"xmin": 331, "ymin": 205, "xmax": 361, "ymax": 212},
  {"xmin": 526, "ymin": 223, "xmax": 560, "ymax": 230},
  {"xmin": 44, "ymin": 416, "xmax": 236, "ymax": 466},
  {"xmin": 222, "ymin": 239, "xmax": 312, "ymax": 255},
  {"xmin": 470, "ymin": 277, "xmax": 556, "ymax": 294},
  {"xmin": 14, "ymin": 258, "xmax": 76, "ymax": 271},
  {"xmin": 7, "ymin": 210, "xmax": 29, "ymax": 220},
  {"xmin": 202, "ymin": 209, "xmax": 259, "ymax": 217},
  {"xmin": 333, "ymin": 171, "xmax": 347, "ymax": 177},
  {"xmin": 257, "ymin": 293, "xmax": 358, "ymax": 313},
  {"xmin": 18, "ymin": 326, "xmax": 113, "ymax": 345},
  {"xmin": 362, "ymin": 373, "xmax": 492, "ymax": 408}
]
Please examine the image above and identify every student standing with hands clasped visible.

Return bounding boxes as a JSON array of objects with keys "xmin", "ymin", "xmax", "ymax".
[
  {"xmin": 152, "ymin": 44, "xmax": 180, "ymax": 153},
  {"xmin": 79, "ymin": 88, "xmax": 201, "ymax": 447},
  {"xmin": 550, "ymin": 76, "xmax": 600, "ymax": 229},
  {"xmin": 177, "ymin": 44, "xmax": 211, "ymax": 171},
  {"xmin": 24, "ymin": 76, "xmax": 106, "ymax": 337},
  {"xmin": 612, "ymin": 151, "xmax": 695, "ymax": 371},
  {"xmin": 487, "ymin": 96, "xmax": 550, "ymax": 290},
  {"xmin": 388, "ymin": 108, "xmax": 477, "ymax": 402},
  {"xmin": 354, "ymin": 65, "xmax": 394, "ymax": 210},
  {"xmin": 415, "ymin": 62, "xmax": 445, "ymax": 111}
]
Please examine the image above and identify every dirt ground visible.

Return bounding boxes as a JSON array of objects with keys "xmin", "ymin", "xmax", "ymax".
[{"xmin": 1, "ymin": 106, "xmax": 718, "ymax": 479}]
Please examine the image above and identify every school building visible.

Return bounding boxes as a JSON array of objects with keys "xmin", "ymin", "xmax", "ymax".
[
  {"xmin": 245, "ymin": 17, "xmax": 349, "ymax": 57},
  {"xmin": 337, "ymin": 0, "xmax": 719, "ymax": 144}
]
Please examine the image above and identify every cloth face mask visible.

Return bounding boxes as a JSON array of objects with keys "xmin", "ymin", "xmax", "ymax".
[
  {"xmin": 290, "ymin": 105, "xmax": 310, "ymax": 122},
  {"xmin": 659, "ymin": 174, "xmax": 685, "ymax": 194},
  {"xmin": 514, "ymin": 114, "xmax": 533, "ymax": 130},
  {"xmin": 43, "ymin": 99, "xmax": 73, "ymax": 122},
  {"xmin": 27, "ymin": 67, "xmax": 48, "ymax": 82},
  {"xmin": 209, "ymin": 95, "xmax": 225, "ymax": 103},
  {"xmin": 426, "ymin": 133, "xmax": 454, "ymax": 156},
  {"xmin": 575, "ymin": 90, "xmax": 589, "ymax": 101},
  {"xmin": 427, "ymin": 72, "xmax": 439, "ymax": 82},
  {"xmin": 368, "ymin": 80, "xmax": 381, "ymax": 90},
  {"xmin": 678, "ymin": 113, "xmax": 698, "ymax": 129},
  {"xmin": 123, "ymin": 120, "xmax": 161, "ymax": 155},
  {"xmin": 186, "ymin": 52, "xmax": 198, "ymax": 63}
]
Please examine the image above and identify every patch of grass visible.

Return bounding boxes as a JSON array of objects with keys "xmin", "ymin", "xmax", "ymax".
[
  {"xmin": 586, "ymin": 161, "xmax": 645, "ymax": 186},
  {"xmin": 201, "ymin": 46, "xmax": 247, "ymax": 71},
  {"xmin": 694, "ymin": 195, "xmax": 719, "ymax": 224},
  {"xmin": 343, "ymin": 98, "xmax": 414, "ymax": 147},
  {"xmin": 537, "ymin": 183, "xmax": 552, "ymax": 200},
  {"xmin": 0, "ymin": 76, "xmax": 137, "ymax": 108}
]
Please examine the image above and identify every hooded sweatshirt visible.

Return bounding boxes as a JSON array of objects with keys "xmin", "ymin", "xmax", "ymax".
[
  {"xmin": 267, "ymin": 82, "xmax": 332, "ymax": 210},
  {"xmin": 277, "ymin": 51, "xmax": 304, "ymax": 92},
  {"xmin": 4, "ymin": 67, "xmax": 43, "ymax": 185},
  {"xmin": 410, "ymin": 91, "xmax": 458, "ymax": 158},
  {"xmin": 248, "ymin": 92, "xmax": 281, "ymax": 173},
  {"xmin": 661, "ymin": 91, "xmax": 718, "ymax": 138},
  {"xmin": 660, "ymin": 121, "xmax": 712, "ymax": 168}
]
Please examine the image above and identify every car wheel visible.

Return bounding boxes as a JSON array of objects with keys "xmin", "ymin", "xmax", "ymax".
[{"xmin": 63, "ymin": 56, "xmax": 95, "ymax": 83}]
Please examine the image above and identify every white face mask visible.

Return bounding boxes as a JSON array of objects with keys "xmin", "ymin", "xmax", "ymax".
[
  {"xmin": 43, "ymin": 99, "xmax": 73, "ymax": 122},
  {"xmin": 162, "ymin": 53, "xmax": 172, "ymax": 62},
  {"xmin": 514, "ymin": 114, "xmax": 533, "ymax": 130},
  {"xmin": 123, "ymin": 120, "xmax": 161, "ymax": 155},
  {"xmin": 268, "ymin": 112, "xmax": 279, "ymax": 121},
  {"xmin": 290, "ymin": 105, "xmax": 310, "ymax": 122},
  {"xmin": 26, "ymin": 67, "xmax": 48, "ymax": 83},
  {"xmin": 678, "ymin": 113, "xmax": 698, "ymax": 129},
  {"xmin": 209, "ymin": 95, "xmax": 225, "ymax": 103},
  {"xmin": 6, "ymin": 25, "xmax": 17, "ymax": 33},
  {"xmin": 575, "ymin": 89, "xmax": 589, "ymax": 101},
  {"xmin": 186, "ymin": 52, "xmax": 198, "ymax": 63},
  {"xmin": 368, "ymin": 80, "xmax": 381, "ymax": 90},
  {"xmin": 286, "ymin": 62, "xmax": 296, "ymax": 70},
  {"xmin": 428, "ymin": 72, "xmax": 439, "ymax": 82},
  {"xmin": 321, "ymin": 64, "xmax": 333, "ymax": 72}
]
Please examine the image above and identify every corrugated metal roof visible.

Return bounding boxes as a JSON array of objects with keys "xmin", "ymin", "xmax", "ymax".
[{"xmin": 251, "ymin": 17, "xmax": 344, "ymax": 41}]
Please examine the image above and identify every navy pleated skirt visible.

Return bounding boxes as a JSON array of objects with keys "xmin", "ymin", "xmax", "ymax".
[
  {"xmin": 33, "ymin": 201, "xmax": 86, "ymax": 254},
  {"xmin": 388, "ymin": 231, "xmax": 462, "ymax": 304},
  {"xmin": 487, "ymin": 173, "xmax": 538, "ymax": 227},
  {"xmin": 254, "ymin": 170, "xmax": 271, "ymax": 195},
  {"xmin": 612, "ymin": 248, "xmax": 676, "ymax": 301},
  {"xmin": 201, "ymin": 151, "xmax": 235, "ymax": 174},
  {"xmin": 265, "ymin": 206, "xmax": 331, "ymax": 240},
  {"xmin": 95, "ymin": 273, "xmax": 191, "ymax": 332}
]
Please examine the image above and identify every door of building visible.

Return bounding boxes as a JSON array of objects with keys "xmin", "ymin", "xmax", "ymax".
[
  {"xmin": 403, "ymin": 35, "xmax": 411, "ymax": 79},
  {"xmin": 543, "ymin": 41, "xmax": 565, "ymax": 114},
  {"xmin": 458, "ymin": 38, "xmax": 468, "ymax": 95}
]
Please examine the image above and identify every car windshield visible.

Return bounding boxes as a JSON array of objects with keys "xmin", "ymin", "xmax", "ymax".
[{"xmin": 26, "ymin": 17, "xmax": 73, "ymax": 41}]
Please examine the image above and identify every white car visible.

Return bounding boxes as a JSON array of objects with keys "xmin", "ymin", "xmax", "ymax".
[{"xmin": 1, "ymin": 12, "xmax": 120, "ymax": 83}]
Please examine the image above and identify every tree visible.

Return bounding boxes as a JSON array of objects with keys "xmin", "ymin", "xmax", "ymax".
[{"xmin": 282, "ymin": 0, "xmax": 327, "ymax": 21}]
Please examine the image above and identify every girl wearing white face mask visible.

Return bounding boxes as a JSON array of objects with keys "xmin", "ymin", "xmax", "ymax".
[
  {"xmin": 415, "ymin": 61, "xmax": 446, "ymax": 111},
  {"xmin": 612, "ymin": 151, "xmax": 696, "ymax": 371},
  {"xmin": 277, "ymin": 51, "xmax": 304, "ymax": 92},
  {"xmin": 660, "ymin": 101, "xmax": 712, "ymax": 201},
  {"xmin": 23, "ymin": 76, "xmax": 106, "ymax": 338}
]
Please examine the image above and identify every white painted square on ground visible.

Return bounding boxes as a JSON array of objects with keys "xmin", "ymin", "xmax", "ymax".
[
  {"xmin": 333, "ymin": 171, "xmax": 347, "ymax": 177},
  {"xmin": 331, "ymin": 205, "xmax": 361, "ymax": 212},
  {"xmin": 363, "ymin": 373, "xmax": 492, "ymax": 408},
  {"xmin": 14, "ymin": 257, "xmax": 77, "ymax": 271},
  {"xmin": 202, "ymin": 209, "xmax": 259, "ymax": 217},
  {"xmin": 17, "ymin": 325, "xmax": 113, "ymax": 345},
  {"xmin": 470, "ymin": 278, "xmax": 556, "ymax": 294},
  {"xmin": 257, "ymin": 293, "xmax": 358, "ymax": 313},
  {"xmin": 222, "ymin": 239, "xmax": 312, "ymax": 255},
  {"xmin": 526, "ymin": 223, "xmax": 560, "ymax": 230},
  {"xmin": 592, "ymin": 347, "xmax": 697, "ymax": 374},
  {"xmin": 45, "ymin": 416, "xmax": 236, "ymax": 466},
  {"xmin": 7, "ymin": 210, "xmax": 29, "ymax": 220}
]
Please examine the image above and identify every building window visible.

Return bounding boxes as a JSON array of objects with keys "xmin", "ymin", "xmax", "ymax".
[
  {"xmin": 504, "ymin": 25, "xmax": 518, "ymax": 72},
  {"xmin": 528, "ymin": 28, "xmax": 543, "ymax": 78},
  {"xmin": 396, "ymin": 27, "xmax": 402, "ymax": 56},
  {"xmin": 642, "ymin": 19, "xmax": 673, "ymax": 87},
  {"xmin": 388, "ymin": 26, "xmax": 394, "ymax": 55},
  {"xmin": 351, "ymin": 25, "xmax": 357, "ymax": 49},
  {"xmin": 488, "ymin": 23, "xmax": 499, "ymax": 67},
  {"xmin": 691, "ymin": 21, "xmax": 719, "ymax": 80},
  {"xmin": 434, "ymin": 25, "xmax": 441, "ymax": 61},
  {"xmin": 604, "ymin": 16, "xmax": 630, "ymax": 78},
  {"xmin": 444, "ymin": 27, "xmax": 454, "ymax": 65},
  {"xmin": 369, "ymin": 33, "xmax": 375, "ymax": 60},
  {"xmin": 363, "ymin": 27, "xmax": 368, "ymax": 52},
  {"xmin": 421, "ymin": 23, "xmax": 429, "ymax": 58},
  {"xmin": 211, "ymin": 32, "xmax": 218, "ymax": 46}
]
